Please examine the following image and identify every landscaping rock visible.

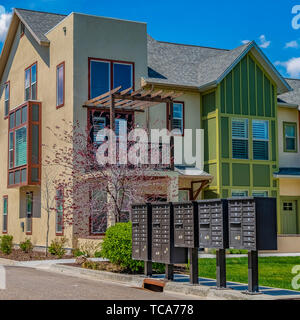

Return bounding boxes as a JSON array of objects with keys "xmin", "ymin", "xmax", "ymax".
[{"xmin": 75, "ymin": 256, "xmax": 88, "ymax": 265}]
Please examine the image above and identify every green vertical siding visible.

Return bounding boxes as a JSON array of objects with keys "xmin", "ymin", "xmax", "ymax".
[
  {"xmin": 233, "ymin": 65, "xmax": 241, "ymax": 114},
  {"xmin": 232, "ymin": 163, "xmax": 250, "ymax": 186},
  {"xmin": 222, "ymin": 163, "xmax": 230, "ymax": 186},
  {"xmin": 253, "ymin": 164, "xmax": 270, "ymax": 187},
  {"xmin": 241, "ymin": 56, "xmax": 248, "ymax": 115},
  {"xmin": 221, "ymin": 117, "xmax": 229, "ymax": 158},
  {"xmin": 220, "ymin": 81, "xmax": 225, "ymax": 113},
  {"xmin": 225, "ymin": 72, "xmax": 233, "ymax": 114},
  {"xmin": 257, "ymin": 67, "xmax": 264, "ymax": 116},
  {"xmin": 264, "ymin": 75, "xmax": 271, "ymax": 117},
  {"xmin": 202, "ymin": 91, "xmax": 216, "ymax": 117},
  {"xmin": 249, "ymin": 56, "xmax": 256, "ymax": 116}
]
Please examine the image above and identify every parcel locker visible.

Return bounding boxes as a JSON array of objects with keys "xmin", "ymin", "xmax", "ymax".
[
  {"xmin": 173, "ymin": 202, "xmax": 198, "ymax": 248},
  {"xmin": 131, "ymin": 203, "xmax": 152, "ymax": 261},
  {"xmin": 198, "ymin": 199, "xmax": 229, "ymax": 249},
  {"xmin": 228, "ymin": 197, "xmax": 277, "ymax": 251},
  {"xmin": 151, "ymin": 202, "xmax": 188, "ymax": 264}
]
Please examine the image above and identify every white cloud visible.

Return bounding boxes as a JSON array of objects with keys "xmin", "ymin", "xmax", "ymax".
[
  {"xmin": 0, "ymin": 6, "xmax": 12, "ymax": 42},
  {"xmin": 241, "ymin": 40, "xmax": 251, "ymax": 45},
  {"xmin": 258, "ymin": 35, "xmax": 271, "ymax": 49},
  {"xmin": 285, "ymin": 40, "xmax": 299, "ymax": 49},
  {"xmin": 277, "ymin": 57, "xmax": 300, "ymax": 78}
]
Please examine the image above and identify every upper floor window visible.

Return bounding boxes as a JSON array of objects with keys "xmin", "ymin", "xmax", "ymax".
[
  {"xmin": 171, "ymin": 102, "xmax": 184, "ymax": 135},
  {"xmin": 283, "ymin": 122, "xmax": 297, "ymax": 152},
  {"xmin": 4, "ymin": 81, "xmax": 9, "ymax": 118},
  {"xmin": 89, "ymin": 58, "xmax": 134, "ymax": 99},
  {"xmin": 56, "ymin": 62, "xmax": 65, "ymax": 108},
  {"xmin": 252, "ymin": 191, "xmax": 268, "ymax": 197},
  {"xmin": 232, "ymin": 118, "xmax": 248, "ymax": 159},
  {"xmin": 252, "ymin": 120, "xmax": 269, "ymax": 160},
  {"xmin": 90, "ymin": 190, "xmax": 107, "ymax": 235},
  {"xmin": 25, "ymin": 63, "xmax": 37, "ymax": 101}
]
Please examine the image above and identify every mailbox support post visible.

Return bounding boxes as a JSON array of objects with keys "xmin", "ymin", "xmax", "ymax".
[
  {"xmin": 165, "ymin": 264, "xmax": 174, "ymax": 280},
  {"xmin": 189, "ymin": 248, "xmax": 199, "ymax": 285},
  {"xmin": 216, "ymin": 249, "xmax": 226, "ymax": 289},
  {"xmin": 248, "ymin": 250, "xmax": 259, "ymax": 293},
  {"xmin": 144, "ymin": 261, "xmax": 152, "ymax": 277}
]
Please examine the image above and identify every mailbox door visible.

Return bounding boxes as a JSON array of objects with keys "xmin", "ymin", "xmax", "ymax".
[
  {"xmin": 241, "ymin": 199, "xmax": 257, "ymax": 250},
  {"xmin": 174, "ymin": 205, "xmax": 185, "ymax": 246},
  {"xmin": 228, "ymin": 201, "xmax": 243, "ymax": 249}
]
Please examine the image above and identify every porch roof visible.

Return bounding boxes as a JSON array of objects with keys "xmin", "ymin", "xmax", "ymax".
[{"xmin": 83, "ymin": 86, "xmax": 183, "ymax": 112}]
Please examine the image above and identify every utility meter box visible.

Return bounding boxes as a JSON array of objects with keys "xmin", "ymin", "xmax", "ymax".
[
  {"xmin": 151, "ymin": 202, "xmax": 188, "ymax": 264},
  {"xmin": 173, "ymin": 201, "xmax": 198, "ymax": 248},
  {"xmin": 198, "ymin": 199, "xmax": 229, "ymax": 249},
  {"xmin": 228, "ymin": 197, "xmax": 277, "ymax": 251},
  {"xmin": 131, "ymin": 203, "xmax": 152, "ymax": 261}
]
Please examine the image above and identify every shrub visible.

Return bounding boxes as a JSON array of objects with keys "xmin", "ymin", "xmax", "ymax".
[
  {"xmin": 72, "ymin": 248, "xmax": 85, "ymax": 257},
  {"xmin": 20, "ymin": 239, "xmax": 33, "ymax": 253},
  {"xmin": 0, "ymin": 235, "xmax": 13, "ymax": 255},
  {"xmin": 100, "ymin": 222, "xmax": 164, "ymax": 273},
  {"xmin": 94, "ymin": 251, "xmax": 102, "ymax": 258},
  {"xmin": 49, "ymin": 237, "xmax": 67, "ymax": 258}
]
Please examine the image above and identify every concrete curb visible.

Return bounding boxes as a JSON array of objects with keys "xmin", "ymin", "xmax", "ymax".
[
  {"xmin": 0, "ymin": 258, "xmax": 18, "ymax": 266},
  {"xmin": 49, "ymin": 264, "xmax": 145, "ymax": 288},
  {"xmin": 49, "ymin": 264, "xmax": 276, "ymax": 300}
]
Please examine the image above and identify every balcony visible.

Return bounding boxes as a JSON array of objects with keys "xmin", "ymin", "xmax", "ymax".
[{"xmin": 8, "ymin": 101, "xmax": 41, "ymax": 188}]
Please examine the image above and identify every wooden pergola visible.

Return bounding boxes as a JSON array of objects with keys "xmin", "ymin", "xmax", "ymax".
[{"xmin": 83, "ymin": 86, "xmax": 183, "ymax": 131}]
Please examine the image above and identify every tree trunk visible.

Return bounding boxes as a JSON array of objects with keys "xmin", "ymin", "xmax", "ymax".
[{"xmin": 46, "ymin": 210, "xmax": 50, "ymax": 257}]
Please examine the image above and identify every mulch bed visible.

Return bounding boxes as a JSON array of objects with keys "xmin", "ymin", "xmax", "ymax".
[
  {"xmin": 0, "ymin": 249, "xmax": 71, "ymax": 261},
  {"xmin": 65, "ymin": 261, "xmax": 188, "ymax": 275}
]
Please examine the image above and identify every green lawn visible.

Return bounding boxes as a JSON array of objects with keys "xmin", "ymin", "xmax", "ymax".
[{"xmin": 198, "ymin": 256, "xmax": 300, "ymax": 291}]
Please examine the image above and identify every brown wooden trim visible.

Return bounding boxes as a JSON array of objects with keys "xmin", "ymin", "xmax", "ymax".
[{"xmin": 56, "ymin": 61, "xmax": 65, "ymax": 109}]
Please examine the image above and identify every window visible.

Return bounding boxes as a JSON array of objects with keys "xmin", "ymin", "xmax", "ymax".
[
  {"xmin": 4, "ymin": 82, "xmax": 9, "ymax": 118},
  {"xmin": 179, "ymin": 190, "xmax": 190, "ymax": 201},
  {"xmin": 3, "ymin": 197, "xmax": 8, "ymax": 233},
  {"xmin": 89, "ymin": 59, "xmax": 134, "ymax": 99},
  {"xmin": 283, "ymin": 122, "xmax": 297, "ymax": 152},
  {"xmin": 56, "ymin": 188, "xmax": 64, "ymax": 235},
  {"xmin": 25, "ymin": 63, "xmax": 37, "ymax": 101},
  {"xmin": 56, "ymin": 62, "xmax": 65, "ymax": 108},
  {"xmin": 253, "ymin": 120, "xmax": 269, "ymax": 160},
  {"xmin": 26, "ymin": 192, "xmax": 33, "ymax": 234},
  {"xmin": 232, "ymin": 118, "xmax": 248, "ymax": 159},
  {"xmin": 252, "ymin": 191, "xmax": 268, "ymax": 197},
  {"xmin": 170, "ymin": 102, "xmax": 184, "ymax": 135},
  {"xmin": 93, "ymin": 116, "xmax": 106, "ymax": 145},
  {"xmin": 115, "ymin": 118, "xmax": 127, "ymax": 139},
  {"xmin": 232, "ymin": 190, "xmax": 248, "ymax": 197},
  {"xmin": 8, "ymin": 102, "xmax": 41, "ymax": 187},
  {"xmin": 90, "ymin": 190, "xmax": 107, "ymax": 235},
  {"xmin": 15, "ymin": 126, "xmax": 27, "ymax": 167}
]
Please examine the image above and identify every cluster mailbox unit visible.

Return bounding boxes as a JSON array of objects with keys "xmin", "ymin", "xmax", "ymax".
[
  {"xmin": 228, "ymin": 197, "xmax": 277, "ymax": 293},
  {"xmin": 151, "ymin": 203, "xmax": 188, "ymax": 279},
  {"xmin": 131, "ymin": 197, "xmax": 277, "ymax": 293},
  {"xmin": 131, "ymin": 203, "xmax": 152, "ymax": 276},
  {"xmin": 198, "ymin": 200, "xmax": 229, "ymax": 288}
]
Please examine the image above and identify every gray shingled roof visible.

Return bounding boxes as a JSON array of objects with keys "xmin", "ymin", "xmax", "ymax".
[
  {"xmin": 147, "ymin": 35, "xmax": 251, "ymax": 88},
  {"xmin": 15, "ymin": 8, "xmax": 66, "ymax": 44},
  {"xmin": 278, "ymin": 78, "xmax": 300, "ymax": 106}
]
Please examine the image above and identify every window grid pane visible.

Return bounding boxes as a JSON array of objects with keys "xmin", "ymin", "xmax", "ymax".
[
  {"xmin": 284, "ymin": 123, "xmax": 297, "ymax": 152},
  {"xmin": 232, "ymin": 119, "xmax": 248, "ymax": 159},
  {"xmin": 253, "ymin": 120, "xmax": 269, "ymax": 160},
  {"xmin": 90, "ymin": 60, "xmax": 110, "ymax": 99},
  {"xmin": 113, "ymin": 63, "xmax": 133, "ymax": 91},
  {"xmin": 57, "ymin": 64, "xmax": 64, "ymax": 106}
]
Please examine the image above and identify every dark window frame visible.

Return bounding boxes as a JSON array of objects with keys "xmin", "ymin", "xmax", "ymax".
[
  {"xmin": 88, "ymin": 57, "xmax": 135, "ymax": 100},
  {"xmin": 167, "ymin": 101, "xmax": 185, "ymax": 136},
  {"xmin": 26, "ymin": 192, "xmax": 33, "ymax": 235},
  {"xmin": 56, "ymin": 62, "xmax": 65, "ymax": 109},
  {"xmin": 25, "ymin": 62, "xmax": 37, "ymax": 101},
  {"xmin": 4, "ymin": 81, "xmax": 10, "ymax": 119}
]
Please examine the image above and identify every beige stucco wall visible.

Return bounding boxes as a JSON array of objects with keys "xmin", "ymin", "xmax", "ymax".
[
  {"xmin": 279, "ymin": 178, "xmax": 300, "ymax": 196},
  {"xmin": 277, "ymin": 107, "xmax": 300, "ymax": 168},
  {"xmin": 0, "ymin": 15, "xmax": 74, "ymax": 248}
]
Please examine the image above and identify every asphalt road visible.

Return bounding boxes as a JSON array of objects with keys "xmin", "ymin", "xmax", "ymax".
[{"xmin": 0, "ymin": 266, "xmax": 201, "ymax": 300}]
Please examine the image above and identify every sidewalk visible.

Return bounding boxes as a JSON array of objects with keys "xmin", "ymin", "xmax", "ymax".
[{"xmin": 199, "ymin": 252, "xmax": 300, "ymax": 258}]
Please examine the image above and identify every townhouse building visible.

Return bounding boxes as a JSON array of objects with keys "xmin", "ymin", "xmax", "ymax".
[{"xmin": 0, "ymin": 8, "xmax": 298, "ymax": 252}]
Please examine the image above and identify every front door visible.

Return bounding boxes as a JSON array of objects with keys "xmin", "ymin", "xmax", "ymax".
[{"xmin": 280, "ymin": 200, "xmax": 298, "ymax": 234}]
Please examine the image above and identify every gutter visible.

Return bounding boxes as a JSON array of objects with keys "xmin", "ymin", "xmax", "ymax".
[{"xmin": 273, "ymin": 174, "xmax": 300, "ymax": 179}]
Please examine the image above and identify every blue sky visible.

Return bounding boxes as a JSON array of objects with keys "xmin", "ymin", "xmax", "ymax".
[{"xmin": 1, "ymin": 0, "xmax": 300, "ymax": 78}]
